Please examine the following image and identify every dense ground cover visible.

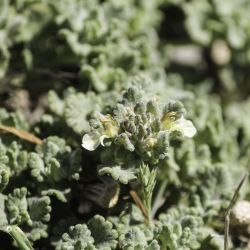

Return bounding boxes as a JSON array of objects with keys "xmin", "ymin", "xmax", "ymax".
[{"xmin": 0, "ymin": 0, "xmax": 250, "ymax": 249}]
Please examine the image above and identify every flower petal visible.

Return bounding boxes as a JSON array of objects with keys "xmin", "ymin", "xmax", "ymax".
[
  {"xmin": 82, "ymin": 132, "xmax": 101, "ymax": 151},
  {"xmin": 176, "ymin": 116, "xmax": 197, "ymax": 138},
  {"xmin": 100, "ymin": 135, "xmax": 109, "ymax": 146}
]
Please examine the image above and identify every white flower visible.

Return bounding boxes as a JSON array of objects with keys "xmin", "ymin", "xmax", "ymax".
[
  {"xmin": 82, "ymin": 130, "xmax": 108, "ymax": 151},
  {"xmin": 174, "ymin": 115, "xmax": 197, "ymax": 138},
  {"xmin": 82, "ymin": 114, "xmax": 119, "ymax": 151},
  {"xmin": 162, "ymin": 113, "xmax": 197, "ymax": 138}
]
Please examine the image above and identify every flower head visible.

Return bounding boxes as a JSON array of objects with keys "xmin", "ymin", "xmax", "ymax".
[
  {"xmin": 161, "ymin": 112, "xmax": 196, "ymax": 138},
  {"xmin": 82, "ymin": 114, "xmax": 119, "ymax": 151}
]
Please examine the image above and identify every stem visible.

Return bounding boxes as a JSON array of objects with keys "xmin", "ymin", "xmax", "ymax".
[
  {"xmin": 224, "ymin": 174, "xmax": 248, "ymax": 250},
  {"xmin": 151, "ymin": 179, "xmax": 168, "ymax": 219},
  {"xmin": 129, "ymin": 190, "xmax": 149, "ymax": 222},
  {"xmin": 0, "ymin": 225, "xmax": 34, "ymax": 250}
]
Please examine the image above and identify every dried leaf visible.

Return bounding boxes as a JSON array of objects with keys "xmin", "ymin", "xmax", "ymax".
[{"xmin": 0, "ymin": 125, "xmax": 42, "ymax": 144}]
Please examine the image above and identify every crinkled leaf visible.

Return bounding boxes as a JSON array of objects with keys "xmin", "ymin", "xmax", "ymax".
[
  {"xmin": 119, "ymin": 227, "xmax": 147, "ymax": 249},
  {"xmin": 29, "ymin": 153, "xmax": 45, "ymax": 182},
  {"xmin": 27, "ymin": 222, "xmax": 48, "ymax": 242},
  {"xmin": 28, "ymin": 196, "xmax": 51, "ymax": 223},
  {"xmin": 41, "ymin": 189, "xmax": 70, "ymax": 203},
  {"xmin": 6, "ymin": 187, "xmax": 31, "ymax": 225},
  {"xmin": 0, "ymin": 169, "xmax": 9, "ymax": 192},
  {"xmin": 56, "ymin": 224, "xmax": 95, "ymax": 250},
  {"xmin": 48, "ymin": 91, "xmax": 65, "ymax": 116},
  {"xmin": 29, "ymin": 137, "xmax": 82, "ymax": 182},
  {"xmin": 64, "ymin": 92, "xmax": 96, "ymax": 134},
  {"xmin": 7, "ymin": 141, "xmax": 29, "ymax": 175},
  {"xmin": 146, "ymin": 240, "xmax": 160, "ymax": 250},
  {"xmin": 88, "ymin": 215, "xmax": 118, "ymax": 249},
  {"xmin": 98, "ymin": 166, "xmax": 136, "ymax": 184},
  {"xmin": 0, "ymin": 194, "xmax": 8, "ymax": 226}
]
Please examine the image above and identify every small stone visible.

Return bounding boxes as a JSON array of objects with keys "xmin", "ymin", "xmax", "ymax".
[
  {"xmin": 232, "ymin": 201, "xmax": 250, "ymax": 225},
  {"xmin": 211, "ymin": 40, "xmax": 231, "ymax": 65}
]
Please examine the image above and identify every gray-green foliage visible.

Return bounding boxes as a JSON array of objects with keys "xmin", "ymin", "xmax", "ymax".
[
  {"xmin": 56, "ymin": 215, "xmax": 118, "ymax": 250},
  {"xmin": 55, "ymin": 202, "xmax": 225, "ymax": 250},
  {"xmin": 29, "ymin": 136, "xmax": 82, "ymax": 182},
  {"xmin": 56, "ymin": 224, "xmax": 95, "ymax": 250},
  {"xmin": 163, "ymin": 0, "xmax": 250, "ymax": 95},
  {"xmin": 0, "ymin": 0, "xmax": 250, "ymax": 249},
  {"xmin": 138, "ymin": 163, "xmax": 157, "ymax": 220},
  {"xmin": 48, "ymin": 88, "xmax": 99, "ymax": 134},
  {"xmin": 82, "ymin": 77, "xmax": 196, "ymax": 186}
]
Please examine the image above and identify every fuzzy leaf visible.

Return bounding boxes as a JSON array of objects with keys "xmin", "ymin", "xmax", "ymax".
[
  {"xmin": 48, "ymin": 91, "xmax": 65, "ymax": 116},
  {"xmin": 28, "ymin": 137, "xmax": 82, "ymax": 182},
  {"xmin": 98, "ymin": 166, "xmax": 136, "ymax": 184},
  {"xmin": 146, "ymin": 240, "xmax": 160, "ymax": 250},
  {"xmin": 0, "ymin": 194, "xmax": 8, "ymax": 226},
  {"xmin": 0, "ymin": 169, "xmax": 9, "ymax": 192},
  {"xmin": 56, "ymin": 224, "xmax": 95, "ymax": 250},
  {"xmin": 138, "ymin": 163, "xmax": 157, "ymax": 219},
  {"xmin": 88, "ymin": 215, "xmax": 118, "ymax": 249},
  {"xmin": 119, "ymin": 227, "xmax": 147, "ymax": 249},
  {"xmin": 64, "ymin": 92, "xmax": 96, "ymax": 134},
  {"xmin": 28, "ymin": 196, "xmax": 51, "ymax": 223},
  {"xmin": 27, "ymin": 222, "xmax": 48, "ymax": 242},
  {"xmin": 41, "ymin": 189, "xmax": 70, "ymax": 203},
  {"xmin": 7, "ymin": 141, "xmax": 29, "ymax": 175},
  {"xmin": 6, "ymin": 187, "xmax": 31, "ymax": 226},
  {"xmin": 29, "ymin": 153, "xmax": 45, "ymax": 182}
]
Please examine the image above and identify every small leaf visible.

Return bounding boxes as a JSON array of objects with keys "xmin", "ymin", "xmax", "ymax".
[
  {"xmin": 64, "ymin": 93, "xmax": 95, "ymax": 134},
  {"xmin": 88, "ymin": 215, "xmax": 118, "ymax": 249},
  {"xmin": 119, "ymin": 227, "xmax": 147, "ymax": 249},
  {"xmin": 146, "ymin": 240, "xmax": 160, "ymax": 250},
  {"xmin": 6, "ymin": 187, "xmax": 32, "ymax": 225},
  {"xmin": 28, "ymin": 196, "xmax": 51, "ymax": 223},
  {"xmin": 0, "ymin": 169, "xmax": 9, "ymax": 192},
  {"xmin": 48, "ymin": 91, "xmax": 65, "ymax": 116},
  {"xmin": 99, "ymin": 166, "xmax": 136, "ymax": 184},
  {"xmin": 29, "ymin": 137, "xmax": 81, "ymax": 182},
  {"xmin": 56, "ymin": 224, "xmax": 94, "ymax": 250},
  {"xmin": 41, "ymin": 189, "xmax": 70, "ymax": 203},
  {"xmin": 27, "ymin": 222, "xmax": 48, "ymax": 242},
  {"xmin": 29, "ymin": 153, "xmax": 45, "ymax": 182},
  {"xmin": 0, "ymin": 194, "xmax": 8, "ymax": 226}
]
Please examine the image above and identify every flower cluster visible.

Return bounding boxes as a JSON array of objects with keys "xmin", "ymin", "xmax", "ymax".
[{"xmin": 82, "ymin": 78, "xmax": 196, "ymax": 184}]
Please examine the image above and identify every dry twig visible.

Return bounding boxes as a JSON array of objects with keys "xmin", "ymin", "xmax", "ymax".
[
  {"xmin": 129, "ymin": 190, "xmax": 149, "ymax": 221},
  {"xmin": 0, "ymin": 125, "xmax": 42, "ymax": 144},
  {"xmin": 224, "ymin": 174, "xmax": 248, "ymax": 250}
]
